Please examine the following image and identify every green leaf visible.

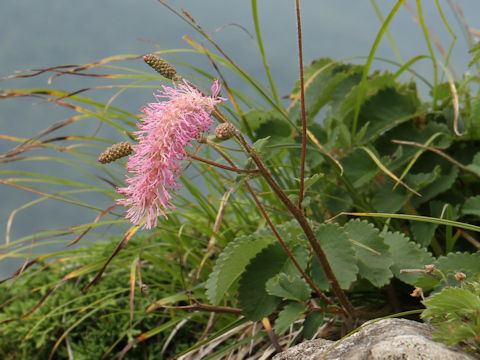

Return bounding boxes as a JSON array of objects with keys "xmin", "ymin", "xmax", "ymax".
[
  {"xmin": 238, "ymin": 243, "xmax": 286, "ymax": 321},
  {"xmin": 303, "ymin": 173, "xmax": 324, "ymax": 191},
  {"xmin": 423, "ymin": 287, "xmax": 480, "ymax": 319},
  {"xmin": 355, "ymin": 82, "xmax": 420, "ymax": 143},
  {"xmin": 311, "ymin": 223, "xmax": 358, "ymax": 290},
  {"xmin": 381, "ymin": 231, "xmax": 434, "ymax": 285},
  {"xmin": 303, "ymin": 311, "xmax": 325, "ymax": 340},
  {"xmin": 411, "ymin": 165, "xmax": 458, "ymax": 207},
  {"xmin": 280, "ymin": 244, "xmax": 310, "ymax": 277},
  {"xmin": 206, "ymin": 221, "xmax": 303, "ymax": 305},
  {"xmin": 372, "ymin": 179, "xmax": 408, "ymax": 213},
  {"xmin": 466, "ymin": 152, "xmax": 480, "ymax": 177},
  {"xmin": 274, "ymin": 302, "xmax": 307, "ymax": 335},
  {"xmin": 463, "ymin": 195, "xmax": 480, "ymax": 217},
  {"xmin": 343, "ymin": 219, "xmax": 393, "ymax": 287},
  {"xmin": 341, "ymin": 148, "xmax": 379, "ymax": 188},
  {"xmin": 410, "ymin": 221, "xmax": 438, "ymax": 247},
  {"xmin": 435, "ymin": 252, "xmax": 480, "ymax": 275},
  {"xmin": 205, "ymin": 230, "xmax": 273, "ymax": 304},
  {"xmin": 252, "ymin": 136, "xmax": 271, "ymax": 155},
  {"xmin": 339, "ymin": 73, "xmax": 398, "ymax": 121},
  {"xmin": 266, "ymin": 273, "xmax": 311, "ymax": 302}
]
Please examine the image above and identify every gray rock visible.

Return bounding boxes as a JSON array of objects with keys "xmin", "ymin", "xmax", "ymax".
[{"xmin": 273, "ymin": 318, "xmax": 476, "ymax": 360}]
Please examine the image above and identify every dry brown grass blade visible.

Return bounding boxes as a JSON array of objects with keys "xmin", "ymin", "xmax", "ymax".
[
  {"xmin": 196, "ymin": 185, "xmax": 234, "ymax": 279},
  {"xmin": 0, "ymin": 255, "xmax": 55, "ymax": 285},
  {"xmin": 81, "ymin": 224, "xmax": 140, "ymax": 294},
  {"xmin": 129, "ymin": 257, "xmax": 138, "ymax": 329},
  {"xmin": 391, "ymin": 139, "xmax": 479, "ymax": 178},
  {"xmin": 66, "ymin": 204, "xmax": 120, "ymax": 247},
  {"xmin": 449, "ymin": 80, "xmax": 462, "ymax": 136},
  {"xmin": 1, "ymin": 54, "xmax": 141, "ymax": 82}
]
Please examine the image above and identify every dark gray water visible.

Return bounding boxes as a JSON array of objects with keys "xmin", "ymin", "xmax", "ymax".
[{"xmin": 1, "ymin": 1, "xmax": 479, "ymax": 276}]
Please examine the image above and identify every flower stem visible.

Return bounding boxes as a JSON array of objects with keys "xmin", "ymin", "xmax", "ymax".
[
  {"xmin": 188, "ymin": 153, "xmax": 260, "ymax": 174},
  {"xmin": 207, "ymin": 140, "xmax": 335, "ymax": 307},
  {"xmin": 235, "ymin": 133, "xmax": 356, "ymax": 320},
  {"xmin": 295, "ymin": 0, "xmax": 308, "ymax": 210}
]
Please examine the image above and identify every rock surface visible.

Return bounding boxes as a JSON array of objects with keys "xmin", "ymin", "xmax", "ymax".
[{"xmin": 273, "ymin": 318, "xmax": 475, "ymax": 360}]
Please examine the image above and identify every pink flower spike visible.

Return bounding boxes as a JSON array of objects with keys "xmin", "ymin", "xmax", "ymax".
[{"xmin": 116, "ymin": 80, "xmax": 226, "ymax": 229}]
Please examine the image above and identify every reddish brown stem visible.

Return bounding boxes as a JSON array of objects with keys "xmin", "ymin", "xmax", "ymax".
[
  {"xmin": 207, "ymin": 142, "xmax": 333, "ymax": 305},
  {"xmin": 235, "ymin": 133, "xmax": 356, "ymax": 320},
  {"xmin": 245, "ymin": 179, "xmax": 335, "ymax": 306},
  {"xmin": 295, "ymin": 0, "xmax": 308, "ymax": 210},
  {"xmin": 188, "ymin": 153, "xmax": 259, "ymax": 174}
]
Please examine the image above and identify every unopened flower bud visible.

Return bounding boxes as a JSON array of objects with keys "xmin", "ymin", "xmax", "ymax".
[
  {"xmin": 215, "ymin": 123, "xmax": 237, "ymax": 140},
  {"xmin": 454, "ymin": 272, "xmax": 466, "ymax": 281},
  {"xmin": 98, "ymin": 142, "xmax": 133, "ymax": 164},
  {"xmin": 143, "ymin": 54, "xmax": 178, "ymax": 80},
  {"xmin": 425, "ymin": 264, "xmax": 436, "ymax": 274},
  {"xmin": 410, "ymin": 287, "xmax": 423, "ymax": 298}
]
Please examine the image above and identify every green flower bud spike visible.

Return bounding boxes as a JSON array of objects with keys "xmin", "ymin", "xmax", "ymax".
[
  {"xmin": 98, "ymin": 142, "xmax": 133, "ymax": 164},
  {"xmin": 143, "ymin": 54, "xmax": 178, "ymax": 80},
  {"xmin": 215, "ymin": 123, "xmax": 237, "ymax": 140}
]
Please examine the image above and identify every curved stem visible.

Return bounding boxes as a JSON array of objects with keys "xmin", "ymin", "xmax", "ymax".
[
  {"xmin": 235, "ymin": 133, "xmax": 356, "ymax": 319},
  {"xmin": 208, "ymin": 140, "xmax": 335, "ymax": 307}
]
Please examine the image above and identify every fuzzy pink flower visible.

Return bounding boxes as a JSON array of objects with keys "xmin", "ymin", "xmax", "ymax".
[{"xmin": 116, "ymin": 80, "xmax": 226, "ymax": 229}]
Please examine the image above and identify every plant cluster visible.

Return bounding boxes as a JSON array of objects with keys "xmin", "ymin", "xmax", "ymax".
[{"xmin": 0, "ymin": 1, "xmax": 479, "ymax": 359}]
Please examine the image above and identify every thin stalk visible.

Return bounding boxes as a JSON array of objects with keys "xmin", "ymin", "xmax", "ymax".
[
  {"xmin": 295, "ymin": 0, "xmax": 308, "ymax": 210},
  {"xmin": 235, "ymin": 133, "xmax": 356, "ymax": 320},
  {"xmin": 416, "ymin": 0, "xmax": 438, "ymax": 109},
  {"xmin": 351, "ymin": 0, "xmax": 406, "ymax": 138},
  {"xmin": 245, "ymin": 180, "xmax": 335, "ymax": 306},
  {"xmin": 370, "ymin": 0, "xmax": 403, "ymax": 63},
  {"xmin": 251, "ymin": 0, "xmax": 281, "ymax": 106},
  {"xmin": 207, "ymin": 140, "xmax": 335, "ymax": 306},
  {"xmin": 188, "ymin": 153, "xmax": 260, "ymax": 174}
]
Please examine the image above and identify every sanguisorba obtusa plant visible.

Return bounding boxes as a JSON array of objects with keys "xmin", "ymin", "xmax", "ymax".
[{"xmin": 1, "ymin": 1, "xmax": 480, "ymax": 358}]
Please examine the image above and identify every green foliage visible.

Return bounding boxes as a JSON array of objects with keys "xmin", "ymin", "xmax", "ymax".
[
  {"xmin": 238, "ymin": 243, "xmax": 286, "ymax": 321},
  {"xmin": 422, "ymin": 282, "xmax": 480, "ymax": 353},
  {"xmin": 0, "ymin": 236, "xmax": 208, "ymax": 359}
]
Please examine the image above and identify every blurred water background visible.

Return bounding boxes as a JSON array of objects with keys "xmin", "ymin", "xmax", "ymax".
[{"xmin": 0, "ymin": 0, "xmax": 479, "ymax": 277}]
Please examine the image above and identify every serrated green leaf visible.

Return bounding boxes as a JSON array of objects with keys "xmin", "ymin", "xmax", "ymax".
[
  {"xmin": 355, "ymin": 83, "xmax": 420, "ymax": 143},
  {"xmin": 237, "ymin": 243, "xmax": 286, "ymax": 321},
  {"xmin": 381, "ymin": 231, "xmax": 434, "ymax": 285},
  {"xmin": 206, "ymin": 229, "xmax": 273, "ymax": 305},
  {"xmin": 423, "ymin": 287, "xmax": 480, "ymax": 320},
  {"xmin": 422, "ymin": 286, "xmax": 480, "ymax": 348},
  {"xmin": 206, "ymin": 221, "xmax": 303, "ymax": 305},
  {"xmin": 339, "ymin": 73, "xmax": 398, "ymax": 121},
  {"xmin": 303, "ymin": 311, "xmax": 325, "ymax": 340},
  {"xmin": 435, "ymin": 252, "xmax": 480, "ymax": 275},
  {"xmin": 274, "ymin": 302, "xmax": 306, "ymax": 335},
  {"xmin": 281, "ymin": 244, "xmax": 310, "ymax": 277},
  {"xmin": 343, "ymin": 219, "xmax": 393, "ymax": 287},
  {"xmin": 463, "ymin": 195, "xmax": 480, "ymax": 217},
  {"xmin": 311, "ymin": 223, "xmax": 358, "ymax": 290},
  {"xmin": 266, "ymin": 273, "xmax": 311, "ymax": 302}
]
